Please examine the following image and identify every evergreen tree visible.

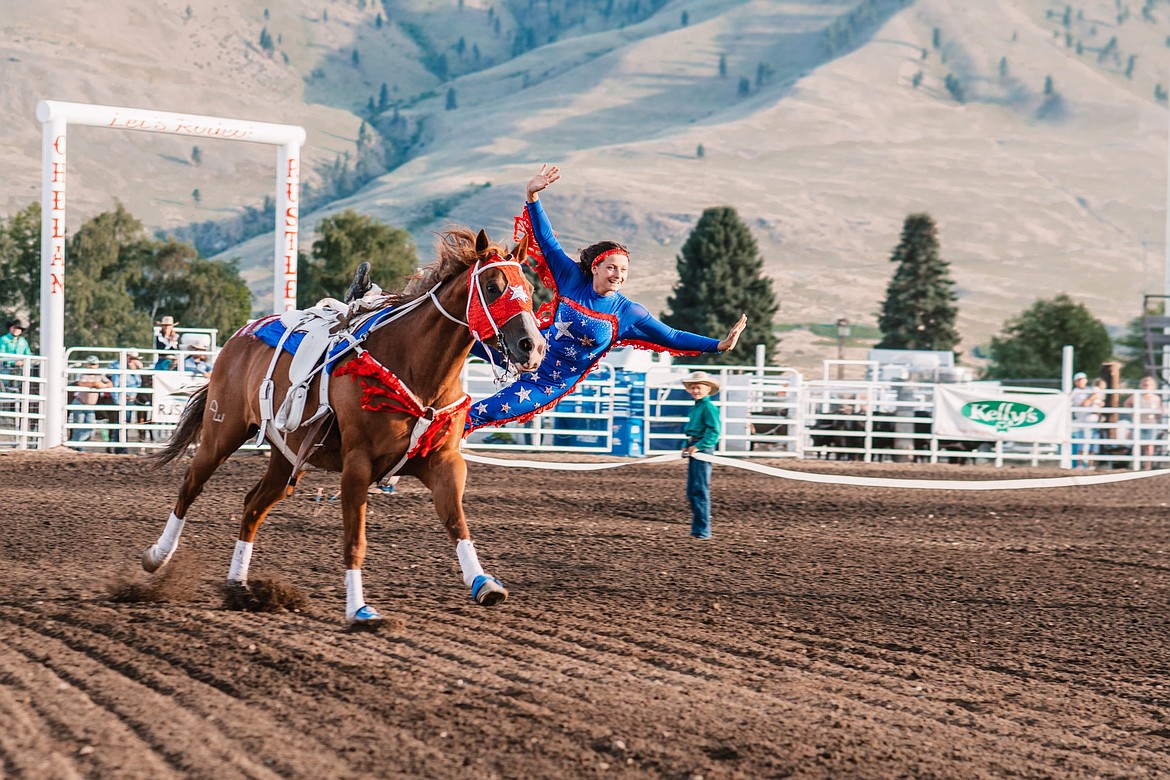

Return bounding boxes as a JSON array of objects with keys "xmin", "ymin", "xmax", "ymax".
[
  {"xmin": 875, "ymin": 213, "xmax": 960, "ymax": 352},
  {"xmin": 259, "ymin": 26, "xmax": 274, "ymax": 52},
  {"xmin": 375, "ymin": 13, "xmax": 383, "ymax": 29},
  {"xmin": 737, "ymin": 76, "xmax": 750, "ymax": 96},
  {"xmin": 351, "ymin": 48, "xmax": 360, "ymax": 66},
  {"xmin": 378, "ymin": 82, "xmax": 390, "ymax": 111},
  {"xmin": 718, "ymin": 53, "xmax": 726, "ymax": 78},
  {"xmin": 445, "ymin": 87, "xmax": 457, "ymax": 110},
  {"xmin": 987, "ymin": 294, "xmax": 1112, "ymax": 379},
  {"xmin": 191, "ymin": 145, "xmax": 202, "ymax": 166},
  {"xmin": 298, "ymin": 210, "xmax": 417, "ymax": 308},
  {"xmin": 662, "ymin": 207, "xmax": 778, "ymax": 365}
]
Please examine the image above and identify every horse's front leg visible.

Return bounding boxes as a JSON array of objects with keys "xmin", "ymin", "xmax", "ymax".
[
  {"xmin": 420, "ymin": 452, "xmax": 507, "ymax": 606},
  {"xmin": 340, "ymin": 452, "xmax": 384, "ymax": 626}
]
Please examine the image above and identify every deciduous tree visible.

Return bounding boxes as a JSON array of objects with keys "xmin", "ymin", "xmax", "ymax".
[
  {"xmin": 298, "ymin": 210, "xmax": 416, "ymax": 308},
  {"xmin": 987, "ymin": 294, "xmax": 1112, "ymax": 379}
]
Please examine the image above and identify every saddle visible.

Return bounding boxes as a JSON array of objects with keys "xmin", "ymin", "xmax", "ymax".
[{"xmin": 256, "ymin": 285, "xmax": 385, "ymax": 463}]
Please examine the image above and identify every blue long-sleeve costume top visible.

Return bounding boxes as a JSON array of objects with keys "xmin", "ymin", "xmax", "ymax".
[{"xmin": 467, "ymin": 200, "xmax": 721, "ymax": 430}]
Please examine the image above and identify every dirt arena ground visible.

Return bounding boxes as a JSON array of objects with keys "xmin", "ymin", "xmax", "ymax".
[{"xmin": 1, "ymin": 448, "xmax": 1169, "ymax": 779}]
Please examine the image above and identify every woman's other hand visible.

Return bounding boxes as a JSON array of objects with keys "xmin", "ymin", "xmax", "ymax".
[
  {"xmin": 526, "ymin": 164, "xmax": 561, "ymax": 202},
  {"xmin": 717, "ymin": 314, "xmax": 748, "ymax": 352}
]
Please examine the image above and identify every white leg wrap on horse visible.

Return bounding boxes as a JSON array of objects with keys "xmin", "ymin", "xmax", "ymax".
[
  {"xmin": 155, "ymin": 511, "xmax": 186, "ymax": 558},
  {"xmin": 345, "ymin": 569, "xmax": 365, "ymax": 617},
  {"xmin": 456, "ymin": 539, "xmax": 485, "ymax": 587},
  {"xmin": 228, "ymin": 540, "xmax": 254, "ymax": 583}
]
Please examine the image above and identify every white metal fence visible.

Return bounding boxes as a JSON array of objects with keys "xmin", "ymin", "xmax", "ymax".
[{"xmin": 5, "ymin": 348, "xmax": 1170, "ymax": 471}]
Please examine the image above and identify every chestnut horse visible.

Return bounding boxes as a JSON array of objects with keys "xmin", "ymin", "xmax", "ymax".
[{"xmin": 144, "ymin": 228, "xmax": 546, "ymax": 626}]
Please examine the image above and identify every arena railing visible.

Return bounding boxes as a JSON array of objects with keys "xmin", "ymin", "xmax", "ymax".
[
  {"xmin": 0, "ymin": 355, "xmax": 47, "ymax": 450},
  {"xmin": 11, "ymin": 347, "xmax": 1170, "ymax": 471}
]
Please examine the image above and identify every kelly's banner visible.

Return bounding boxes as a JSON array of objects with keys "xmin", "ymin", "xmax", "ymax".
[{"xmin": 934, "ymin": 386, "xmax": 1070, "ymax": 443}]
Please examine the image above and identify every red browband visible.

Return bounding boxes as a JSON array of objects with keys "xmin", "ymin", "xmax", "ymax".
[{"xmin": 590, "ymin": 247, "xmax": 628, "ymax": 270}]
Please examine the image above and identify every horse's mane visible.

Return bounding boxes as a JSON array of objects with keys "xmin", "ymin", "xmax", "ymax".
[{"xmin": 381, "ymin": 226, "xmax": 504, "ymax": 307}]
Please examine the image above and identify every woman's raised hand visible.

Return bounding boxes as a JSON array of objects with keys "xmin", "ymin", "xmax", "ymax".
[
  {"xmin": 717, "ymin": 314, "xmax": 748, "ymax": 352},
  {"xmin": 526, "ymin": 164, "xmax": 561, "ymax": 202}
]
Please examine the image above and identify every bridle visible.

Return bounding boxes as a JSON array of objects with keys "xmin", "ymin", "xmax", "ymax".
[{"xmin": 429, "ymin": 251, "xmax": 535, "ymax": 380}]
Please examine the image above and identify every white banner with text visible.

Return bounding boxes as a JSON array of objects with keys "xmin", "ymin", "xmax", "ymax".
[{"xmin": 934, "ymin": 386, "xmax": 1070, "ymax": 443}]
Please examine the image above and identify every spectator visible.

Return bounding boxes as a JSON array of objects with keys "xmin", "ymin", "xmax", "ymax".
[
  {"xmin": 681, "ymin": 371, "xmax": 723, "ymax": 540},
  {"xmin": 70, "ymin": 355, "xmax": 112, "ymax": 444},
  {"xmin": 1069, "ymin": 372, "xmax": 1100, "ymax": 468},
  {"xmin": 107, "ymin": 350, "xmax": 145, "ymax": 454},
  {"xmin": 0, "ymin": 319, "xmax": 31, "ymax": 395},
  {"xmin": 183, "ymin": 344, "xmax": 212, "ymax": 377},
  {"xmin": 154, "ymin": 315, "xmax": 180, "ymax": 351},
  {"xmin": 1124, "ymin": 375, "xmax": 1165, "ymax": 467},
  {"xmin": 154, "ymin": 315, "xmax": 180, "ymax": 370}
]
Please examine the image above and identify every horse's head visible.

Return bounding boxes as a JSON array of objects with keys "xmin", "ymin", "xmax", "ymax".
[{"xmin": 466, "ymin": 229, "xmax": 546, "ymax": 373}]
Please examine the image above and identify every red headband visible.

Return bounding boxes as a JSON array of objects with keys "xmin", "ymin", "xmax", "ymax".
[{"xmin": 591, "ymin": 247, "xmax": 628, "ymax": 270}]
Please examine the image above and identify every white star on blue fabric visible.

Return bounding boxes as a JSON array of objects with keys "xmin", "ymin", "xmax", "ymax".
[
  {"xmin": 553, "ymin": 319, "xmax": 573, "ymax": 339},
  {"xmin": 508, "ymin": 284, "xmax": 529, "ymax": 302},
  {"xmin": 551, "ymin": 370, "xmax": 562, "ymax": 380},
  {"xmin": 501, "ymin": 402, "xmax": 511, "ymax": 414},
  {"xmin": 475, "ymin": 402, "xmax": 488, "ymax": 415},
  {"xmin": 565, "ymin": 345, "xmax": 578, "ymax": 358},
  {"xmin": 516, "ymin": 387, "xmax": 532, "ymax": 403}
]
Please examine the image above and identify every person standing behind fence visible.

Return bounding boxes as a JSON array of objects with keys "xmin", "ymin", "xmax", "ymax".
[
  {"xmin": 1070, "ymin": 372, "xmax": 1096, "ymax": 468},
  {"xmin": 70, "ymin": 355, "xmax": 112, "ymax": 444},
  {"xmin": 154, "ymin": 315, "xmax": 180, "ymax": 370},
  {"xmin": 107, "ymin": 350, "xmax": 144, "ymax": 454},
  {"xmin": 681, "ymin": 371, "xmax": 722, "ymax": 540},
  {"xmin": 0, "ymin": 320, "xmax": 31, "ymax": 394},
  {"xmin": 1124, "ymin": 375, "xmax": 1165, "ymax": 468}
]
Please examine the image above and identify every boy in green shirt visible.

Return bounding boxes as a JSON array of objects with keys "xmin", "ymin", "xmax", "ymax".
[{"xmin": 681, "ymin": 371, "xmax": 722, "ymax": 539}]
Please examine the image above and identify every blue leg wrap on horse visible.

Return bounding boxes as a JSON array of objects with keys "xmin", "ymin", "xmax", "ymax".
[
  {"xmin": 351, "ymin": 605, "xmax": 383, "ymax": 621},
  {"xmin": 471, "ymin": 574, "xmax": 504, "ymax": 601}
]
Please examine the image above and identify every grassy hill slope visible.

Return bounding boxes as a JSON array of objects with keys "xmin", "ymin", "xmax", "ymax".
[{"xmin": 3, "ymin": 0, "xmax": 1168, "ymax": 358}]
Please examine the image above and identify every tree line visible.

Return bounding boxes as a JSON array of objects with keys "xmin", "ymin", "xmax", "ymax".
[
  {"xmin": 1, "ymin": 198, "xmax": 1139, "ymax": 382},
  {"xmin": 0, "ymin": 204, "xmax": 419, "ymax": 350}
]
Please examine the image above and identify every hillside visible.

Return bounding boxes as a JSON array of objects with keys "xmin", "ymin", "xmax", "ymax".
[{"xmin": 2, "ymin": 0, "xmax": 1168, "ymax": 361}]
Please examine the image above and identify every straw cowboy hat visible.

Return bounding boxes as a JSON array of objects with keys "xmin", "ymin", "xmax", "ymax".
[
  {"xmin": 681, "ymin": 371, "xmax": 720, "ymax": 395},
  {"xmin": 156, "ymin": 315, "xmax": 178, "ymax": 326}
]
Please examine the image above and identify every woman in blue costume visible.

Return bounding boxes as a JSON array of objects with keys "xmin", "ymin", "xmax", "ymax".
[{"xmin": 466, "ymin": 164, "xmax": 747, "ymax": 431}]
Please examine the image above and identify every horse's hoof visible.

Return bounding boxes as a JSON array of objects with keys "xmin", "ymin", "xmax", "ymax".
[
  {"xmin": 141, "ymin": 544, "xmax": 171, "ymax": 573},
  {"xmin": 471, "ymin": 575, "xmax": 508, "ymax": 606},
  {"xmin": 348, "ymin": 604, "xmax": 385, "ymax": 627}
]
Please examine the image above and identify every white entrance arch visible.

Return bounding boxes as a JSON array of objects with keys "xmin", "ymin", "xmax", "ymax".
[{"xmin": 35, "ymin": 99, "xmax": 307, "ymax": 448}]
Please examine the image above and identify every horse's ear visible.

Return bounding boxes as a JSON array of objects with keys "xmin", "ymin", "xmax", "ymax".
[
  {"xmin": 514, "ymin": 233, "xmax": 529, "ymax": 263},
  {"xmin": 475, "ymin": 229, "xmax": 490, "ymax": 255}
]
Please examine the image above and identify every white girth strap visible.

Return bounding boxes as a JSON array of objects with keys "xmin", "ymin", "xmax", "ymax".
[
  {"xmin": 256, "ymin": 316, "xmax": 306, "ymax": 445},
  {"xmin": 382, "ymin": 392, "xmax": 472, "ymax": 478}
]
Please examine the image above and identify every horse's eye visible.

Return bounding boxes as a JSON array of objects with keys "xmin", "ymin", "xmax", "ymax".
[{"xmin": 486, "ymin": 284, "xmax": 500, "ymax": 294}]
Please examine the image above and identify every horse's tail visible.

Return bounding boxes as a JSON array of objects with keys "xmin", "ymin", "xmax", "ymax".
[{"xmin": 153, "ymin": 385, "xmax": 209, "ymax": 466}]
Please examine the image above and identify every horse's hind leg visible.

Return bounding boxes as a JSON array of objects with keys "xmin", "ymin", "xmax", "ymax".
[
  {"xmin": 226, "ymin": 453, "xmax": 298, "ymax": 589},
  {"xmin": 143, "ymin": 418, "xmax": 252, "ymax": 573}
]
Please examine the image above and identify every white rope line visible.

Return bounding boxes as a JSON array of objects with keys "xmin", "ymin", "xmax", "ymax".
[
  {"xmin": 461, "ymin": 451, "xmax": 1170, "ymax": 490},
  {"xmin": 462, "ymin": 452, "xmax": 681, "ymax": 471}
]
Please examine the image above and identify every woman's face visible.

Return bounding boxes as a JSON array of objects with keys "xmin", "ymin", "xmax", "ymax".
[
  {"xmin": 1141, "ymin": 376, "xmax": 1156, "ymax": 391},
  {"xmin": 591, "ymin": 253, "xmax": 629, "ymax": 295}
]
